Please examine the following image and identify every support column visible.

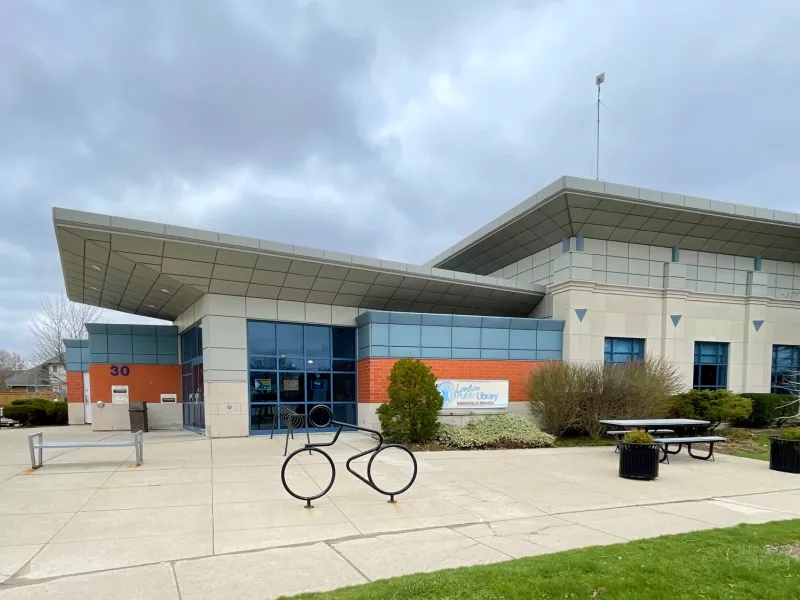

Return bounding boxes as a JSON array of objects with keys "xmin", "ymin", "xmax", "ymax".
[
  {"xmin": 742, "ymin": 272, "xmax": 770, "ymax": 393},
  {"xmin": 662, "ymin": 263, "xmax": 691, "ymax": 389},
  {"xmin": 202, "ymin": 296, "xmax": 250, "ymax": 438}
]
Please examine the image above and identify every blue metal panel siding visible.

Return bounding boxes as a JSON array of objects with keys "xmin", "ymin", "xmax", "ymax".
[
  {"xmin": 134, "ymin": 354, "xmax": 159, "ymax": 364},
  {"xmin": 536, "ymin": 330, "xmax": 562, "ymax": 351},
  {"xmin": 157, "ymin": 336, "xmax": 178, "ymax": 354},
  {"xmin": 421, "ymin": 347, "xmax": 452, "ymax": 359},
  {"xmin": 356, "ymin": 310, "xmax": 564, "ymax": 361},
  {"xmin": 86, "ymin": 326, "xmax": 179, "ymax": 365},
  {"xmin": 421, "ymin": 326, "xmax": 451, "ymax": 348},
  {"xmin": 372, "ymin": 324, "xmax": 389, "ymax": 346},
  {"xmin": 108, "ymin": 335, "xmax": 133, "ymax": 354},
  {"xmin": 452, "ymin": 327, "xmax": 481, "ymax": 348},
  {"xmin": 106, "ymin": 324, "xmax": 132, "ymax": 335},
  {"xmin": 65, "ymin": 347, "xmax": 82, "ymax": 364},
  {"xmin": 133, "ymin": 336, "xmax": 158, "ymax": 355},
  {"xmin": 357, "ymin": 312, "xmax": 564, "ymax": 360},
  {"xmin": 389, "ymin": 324, "xmax": 421, "ymax": 347},
  {"xmin": 452, "ymin": 348, "xmax": 481, "ymax": 359},
  {"xmin": 510, "ymin": 330, "xmax": 537, "ymax": 350},
  {"xmin": 481, "ymin": 328, "xmax": 509, "ymax": 349},
  {"xmin": 90, "ymin": 335, "xmax": 108, "ymax": 353}
]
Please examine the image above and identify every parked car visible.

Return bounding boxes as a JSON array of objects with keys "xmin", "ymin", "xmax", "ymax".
[{"xmin": 0, "ymin": 407, "xmax": 20, "ymax": 428}]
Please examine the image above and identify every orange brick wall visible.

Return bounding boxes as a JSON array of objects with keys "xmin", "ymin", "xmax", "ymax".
[
  {"xmin": 66, "ymin": 371, "xmax": 84, "ymax": 403},
  {"xmin": 89, "ymin": 364, "xmax": 181, "ymax": 403},
  {"xmin": 357, "ymin": 358, "xmax": 545, "ymax": 404}
]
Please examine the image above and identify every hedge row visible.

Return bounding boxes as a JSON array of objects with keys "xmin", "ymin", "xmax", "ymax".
[
  {"xmin": 734, "ymin": 393, "xmax": 797, "ymax": 428},
  {"xmin": 3, "ymin": 398, "xmax": 68, "ymax": 426}
]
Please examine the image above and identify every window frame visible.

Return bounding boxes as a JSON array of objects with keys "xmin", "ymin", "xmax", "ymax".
[
  {"xmin": 771, "ymin": 344, "xmax": 800, "ymax": 395},
  {"xmin": 603, "ymin": 337, "xmax": 645, "ymax": 363},
  {"xmin": 692, "ymin": 341, "xmax": 729, "ymax": 391},
  {"xmin": 247, "ymin": 320, "xmax": 357, "ymax": 433}
]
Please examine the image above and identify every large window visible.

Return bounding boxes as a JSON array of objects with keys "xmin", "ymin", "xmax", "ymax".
[
  {"xmin": 772, "ymin": 345, "xmax": 800, "ymax": 395},
  {"xmin": 180, "ymin": 323, "xmax": 204, "ymax": 432},
  {"xmin": 693, "ymin": 342, "xmax": 728, "ymax": 390},
  {"xmin": 247, "ymin": 321, "xmax": 357, "ymax": 433},
  {"xmin": 604, "ymin": 338, "xmax": 645, "ymax": 363}
]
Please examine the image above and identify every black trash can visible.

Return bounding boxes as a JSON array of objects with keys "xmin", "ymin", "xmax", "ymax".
[
  {"xmin": 128, "ymin": 401, "xmax": 149, "ymax": 433},
  {"xmin": 769, "ymin": 437, "xmax": 800, "ymax": 474},
  {"xmin": 619, "ymin": 442, "xmax": 660, "ymax": 480}
]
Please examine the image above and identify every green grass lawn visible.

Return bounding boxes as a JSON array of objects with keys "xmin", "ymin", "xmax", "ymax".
[
  {"xmin": 286, "ymin": 520, "xmax": 800, "ymax": 600},
  {"xmin": 717, "ymin": 428, "xmax": 775, "ymax": 462}
]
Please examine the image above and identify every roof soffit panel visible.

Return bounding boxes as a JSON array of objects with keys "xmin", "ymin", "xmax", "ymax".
[
  {"xmin": 110, "ymin": 234, "xmax": 164, "ymax": 256},
  {"xmin": 163, "ymin": 241, "xmax": 218, "ymax": 262}
]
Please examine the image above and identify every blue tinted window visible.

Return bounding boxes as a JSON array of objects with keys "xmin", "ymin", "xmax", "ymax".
[
  {"xmin": 277, "ymin": 323, "xmax": 304, "ymax": 356},
  {"xmin": 604, "ymin": 337, "xmax": 645, "ymax": 363},
  {"xmin": 332, "ymin": 327, "xmax": 355, "ymax": 358},
  {"xmin": 771, "ymin": 345, "xmax": 800, "ymax": 394},
  {"xmin": 247, "ymin": 320, "xmax": 357, "ymax": 433},
  {"xmin": 693, "ymin": 342, "xmax": 729, "ymax": 390},
  {"xmin": 248, "ymin": 321, "xmax": 276, "ymax": 356},
  {"xmin": 304, "ymin": 326, "xmax": 331, "ymax": 358}
]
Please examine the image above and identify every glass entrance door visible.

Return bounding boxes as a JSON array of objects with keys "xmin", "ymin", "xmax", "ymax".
[
  {"xmin": 180, "ymin": 323, "xmax": 205, "ymax": 432},
  {"xmin": 248, "ymin": 321, "xmax": 357, "ymax": 434}
]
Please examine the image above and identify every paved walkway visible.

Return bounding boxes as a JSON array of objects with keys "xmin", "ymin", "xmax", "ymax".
[{"xmin": 0, "ymin": 426, "xmax": 798, "ymax": 599}]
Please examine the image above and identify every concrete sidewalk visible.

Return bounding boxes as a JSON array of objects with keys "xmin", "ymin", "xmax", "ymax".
[{"xmin": 0, "ymin": 426, "xmax": 798, "ymax": 599}]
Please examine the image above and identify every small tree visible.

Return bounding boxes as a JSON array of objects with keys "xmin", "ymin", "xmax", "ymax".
[
  {"xmin": 28, "ymin": 295, "xmax": 102, "ymax": 368},
  {"xmin": 528, "ymin": 362, "xmax": 589, "ymax": 437},
  {"xmin": 774, "ymin": 369, "xmax": 800, "ymax": 426},
  {"xmin": 376, "ymin": 358, "xmax": 443, "ymax": 443}
]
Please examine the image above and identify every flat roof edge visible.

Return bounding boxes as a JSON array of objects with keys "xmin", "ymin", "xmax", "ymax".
[{"xmin": 427, "ymin": 175, "xmax": 800, "ymax": 269}]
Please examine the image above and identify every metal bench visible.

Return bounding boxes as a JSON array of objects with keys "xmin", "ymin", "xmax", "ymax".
[
  {"xmin": 608, "ymin": 429, "xmax": 674, "ymax": 453},
  {"xmin": 653, "ymin": 436, "xmax": 727, "ymax": 464},
  {"xmin": 27, "ymin": 431, "xmax": 143, "ymax": 469}
]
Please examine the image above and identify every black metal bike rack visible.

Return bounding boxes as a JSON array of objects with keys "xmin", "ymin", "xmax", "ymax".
[{"xmin": 280, "ymin": 405, "xmax": 418, "ymax": 509}]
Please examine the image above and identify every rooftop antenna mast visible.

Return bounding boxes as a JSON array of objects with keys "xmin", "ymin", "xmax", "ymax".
[{"xmin": 595, "ymin": 72, "xmax": 604, "ymax": 181}]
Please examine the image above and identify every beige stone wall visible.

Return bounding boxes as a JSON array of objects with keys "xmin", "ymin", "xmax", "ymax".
[
  {"xmin": 91, "ymin": 403, "xmax": 131, "ymax": 431},
  {"xmin": 549, "ymin": 279, "xmax": 800, "ymax": 393},
  {"xmin": 182, "ymin": 293, "xmax": 361, "ymax": 438},
  {"xmin": 494, "ymin": 237, "xmax": 800, "ymax": 301},
  {"xmin": 147, "ymin": 403, "xmax": 183, "ymax": 430},
  {"xmin": 67, "ymin": 402, "xmax": 85, "ymax": 425}
]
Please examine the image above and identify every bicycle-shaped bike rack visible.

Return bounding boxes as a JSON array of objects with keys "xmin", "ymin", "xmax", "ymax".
[{"xmin": 281, "ymin": 405, "xmax": 418, "ymax": 509}]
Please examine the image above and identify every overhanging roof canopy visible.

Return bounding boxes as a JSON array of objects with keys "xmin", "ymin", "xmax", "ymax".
[
  {"xmin": 428, "ymin": 176, "xmax": 800, "ymax": 275},
  {"xmin": 53, "ymin": 208, "xmax": 546, "ymax": 321}
]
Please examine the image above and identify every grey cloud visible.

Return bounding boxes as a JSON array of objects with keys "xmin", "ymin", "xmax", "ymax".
[{"xmin": 1, "ymin": 0, "xmax": 800, "ymax": 355}]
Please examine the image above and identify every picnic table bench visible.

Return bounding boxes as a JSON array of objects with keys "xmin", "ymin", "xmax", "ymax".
[
  {"xmin": 653, "ymin": 436, "xmax": 727, "ymax": 463},
  {"xmin": 600, "ymin": 419, "xmax": 726, "ymax": 463},
  {"xmin": 28, "ymin": 430, "xmax": 143, "ymax": 469}
]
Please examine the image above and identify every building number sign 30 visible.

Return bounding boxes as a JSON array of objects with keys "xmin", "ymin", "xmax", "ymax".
[{"xmin": 110, "ymin": 365, "xmax": 130, "ymax": 376}]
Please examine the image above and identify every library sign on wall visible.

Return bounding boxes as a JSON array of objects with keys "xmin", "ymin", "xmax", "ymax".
[{"xmin": 435, "ymin": 380, "xmax": 509, "ymax": 410}]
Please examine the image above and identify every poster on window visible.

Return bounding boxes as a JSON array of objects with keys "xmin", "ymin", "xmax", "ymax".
[
  {"xmin": 255, "ymin": 379, "xmax": 272, "ymax": 392},
  {"xmin": 311, "ymin": 380, "xmax": 326, "ymax": 390},
  {"xmin": 435, "ymin": 380, "xmax": 509, "ymax": 410},
  {"xmin": 283, "ymin": 379, "xmax": 299, "ymax": 391}
]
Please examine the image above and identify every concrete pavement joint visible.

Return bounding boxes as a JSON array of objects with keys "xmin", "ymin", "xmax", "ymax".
[
  {"xmin": 324, "ymin": 540, "xmax": 373, "ymax": 583},
  {"xmin": 3, "ymin": 457, "xmax": 120, "ymax": 584},
  {"xmin": 170, "ymin": 561, "xmax": 185, "ymax": 600}
]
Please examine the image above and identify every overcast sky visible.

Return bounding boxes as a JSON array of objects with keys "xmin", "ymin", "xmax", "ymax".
[{"xmin": 2, "ymin": 0, "xmax": 799, "ymax": 358}]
